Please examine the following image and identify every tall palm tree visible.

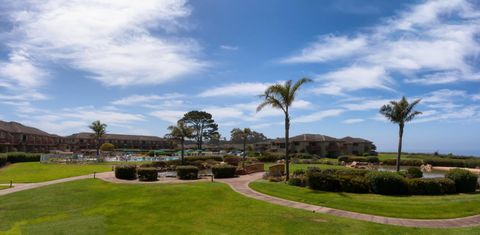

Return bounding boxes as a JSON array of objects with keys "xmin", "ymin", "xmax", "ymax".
[
  {"xmin": 257, "ymin": 78, "xmax": 312, "ymax": 181},
  {"xmin": 167, "ymin": 121, "xmax": 194, "ymax": 165},
  {"xmin": 89, "ymin": 120, "xmax": 107, "ymax": 156},
  {"xmin": 231, "ymin": 128, "xmax": 253, "ymax": 170},
  {"xmin": 380, "ymin": 97, "xmax": 422, "ymax": 172}
]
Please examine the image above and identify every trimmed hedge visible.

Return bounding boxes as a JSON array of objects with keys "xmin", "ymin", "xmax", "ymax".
[
  {"xmin": 141, "ymin": 161, "xmax": 167, "ymax": 168},
  {"xmin": 407, "ymin": 178, "xmax": 456, "ymax": 195},
  {"xmin": 137, "ymin": 167, "xmax": 158, "ymax": 181},
  {"xmin": 185, "ymin": 156, "xmax": 223, "ymax": 162},
  {"xmin": 257, "ymin": 152, "xmax": 283, "ymax": 162},
  {"xmin": 424, "ymin": 158, "xmax": 480, "ymax": 168},
  {"xmin": 366, "ymin": 156, "xmax": 380, "ymax": 163},
  {"xmin": 176, "ymin": 165, "xmax": 199, "ymax": 180},
  {"xmin": 5, "ymin": 152, "xmax": 41, "ymax": 163},
  {"xmin": 115, "ymin": 165, "xmax": 137, "ymax": 180},
  {"xmin": 445, "ymin": 169, "xmax": 478, "ymax": 193},
  {"xmin": 212, "ymin": 164, "xmax": 237, "ymax": 178},
  {"xmin": 288, "ymin": 177, "xmax": 305, "ymax": 187},
  {"xmin": 306, "ymin": 168, "xmax": 369, "ymax": 193},
  {"xmin": 338, "ymin": 175, "xmax": 369, "ymax": 193},
  {"xmin": 406, "ymin": 167, "xmax": 423, "ymax": 178},
  {"xmin": 0, "ymin": 155, "xmax": 7, "ymax": 167},
  {"xmin": 366, "ymin": 171, "xmax": 409, "ymax": 195},
  {"xmin": 224, "ymin": 155, "xmax": 242, "ymax": 166},
  {"xmin": 381, "ymin": 159, "xmax": 423, "ymax": 166}
]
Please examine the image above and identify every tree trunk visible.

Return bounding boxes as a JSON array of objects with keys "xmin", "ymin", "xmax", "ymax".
[
  {"xmin": 285, "ymin": 114, "xmax": 290, "ymax": 181},
  {"xmin": 181, "ymin": 137, "xmax": 185, "ymax": 165},
  {"xmin": 396, "ymin": 124, "xmax": 404, "ymax": 172},
  {"xmin": 242, "ymin": 138, "xmax": 247, "ymax": 170},
  {"xmin": 96, "ymin": 137, "xmax": 100, "ymax": 156}
]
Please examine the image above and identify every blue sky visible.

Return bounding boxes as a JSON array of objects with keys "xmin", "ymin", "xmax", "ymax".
[{"xmin": 0, "ymin": 0, "xmax": 479, "ymax": 155}]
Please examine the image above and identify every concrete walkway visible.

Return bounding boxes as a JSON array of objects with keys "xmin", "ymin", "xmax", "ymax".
[
  {"xmin": 2, "ymin": 171, "xmax": 480, "ymax": 228},
  {"xmin": 216, "ymin": 172, "xmax": 480, "ymax": 228}
]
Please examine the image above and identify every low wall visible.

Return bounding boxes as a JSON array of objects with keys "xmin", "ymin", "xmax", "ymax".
[{"xmin": 245, "ymin": 163, "xmax": 264, "ymax": 174}]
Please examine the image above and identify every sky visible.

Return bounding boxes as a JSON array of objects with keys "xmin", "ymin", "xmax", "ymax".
[{"xmin": 0, "ymin": 0, "xmax": 479, "ymax": 155}]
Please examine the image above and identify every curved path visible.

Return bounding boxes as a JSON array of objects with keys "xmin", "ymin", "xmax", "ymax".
[
  {"xmin": 216, "ymin": 172, "xmax": 480, "ymax": 228},
  {"xmin": 2, "ymin": 171, "xmax": 480, "ymax": 228}
]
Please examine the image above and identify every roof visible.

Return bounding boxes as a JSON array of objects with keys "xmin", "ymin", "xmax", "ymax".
[
  {"xmin": 271, "ymin": 134, "xmax": 339, "ymax": 143},
  {"xmin": 67, "ymin": 132, "xmax": 165, "ymax": 141},
  {"xmin": 341, "ymin": 136, "xmax": 372, "ymax": 143},
  {"xmin": 0, "ymin": 120, "xmax": 55, "ymax": 136}
]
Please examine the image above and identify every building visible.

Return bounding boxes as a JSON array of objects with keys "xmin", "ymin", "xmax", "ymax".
[
  {"xmin": 0, "ymin": 121, "xmax": 64, "ymax": 152},
  {"xmin": 0, "ymin": 120, "xmax": 170, "ymax": 153},
  {"xmin": 254, "ymin": 133, "xmax": 375, "ymax": 157},
  {"xmin": 65, "ymin": 133, "xmax": 169, "ymax": 151}
]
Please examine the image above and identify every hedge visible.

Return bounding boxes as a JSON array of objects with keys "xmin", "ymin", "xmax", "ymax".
[
  {"xmin": 424, "ymin": 158, "xmax": 480, "ymax": 168},
  {"xmin": 185, "ymin": 156, "xmax": 223, "ymax": 162},
  {"xmin": 381, "ymin": 159, "xmax": 423, "ymax": 166},
  {"xmin": 176, "ymin": 165, "xmax": 199, "ymax": 180},
  {"xmin": 115, "ymin": 165, "xmax": 137, "ymax": 180},
  {"xmin": 445, "ymin": 169, "xmax": 478, "ymax": 193},
  {"xmin": 407, "ymin": 178, "xmax": 456, "ymax": 195},
  {"xmin": 406, "ymin": 167, "xmax": 423, "ymax": 178},
  {"xmin": 212, "ymin": 164, "xmax": 236, "ymax": 178},
  {"xmin": 306, "ymin": 168, "xmax": 369, "ymax": 193},
  {"xmin": 5, "ymin": 152, "xmax": 41, "ymax": 163},
  {"xmin": 257, "ymin": 153, "xmax": 283, "ymax": 162},
  {"xmin": 366, "ymin": 171, "xmax": 409, "ymax": 195},
  {"xmin": 137, "ymin": 168, "xmax": 158, "ymax": 181},
  {"xmin": 0, "ymin": 155, "xmax": 7, "ymax": 167},
  {"xmin": 224, "ymin": 155, "xmax": 242, "ymax": 166},
  {"xmin": 288, "ymin": 177, "xmax": 305, "ymax": 187}
]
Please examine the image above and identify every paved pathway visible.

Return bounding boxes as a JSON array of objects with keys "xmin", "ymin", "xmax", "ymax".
[
  {"xmin": 216, "ymin": 172, "xmax": 480, "ymax": 228},
  {"xmin": 3, "ymin": 171, "xmax": 480, "ymax": 228}
]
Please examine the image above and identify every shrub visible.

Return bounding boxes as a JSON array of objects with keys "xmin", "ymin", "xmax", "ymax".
[
  {"xmin": 381, "ymin": 159, "xmax": 423, "ymax": 166},
  {"xmin": 366, "ymin": 156, "xmax": 379, "ymax": 163},
  {"xmin": 424, "ymin": 158, "xmax": 465, "ymax": 167},
  {"xmin": 293, "ymin": 169, "xmax": 306, "ymax": 176},
  {"xmin": 288, "ymin": 177, "xmax": 305, "ymax": 187},
  {"xmin": 185, "ymin": 156, "xmax": 223, "ymax": 162},
  {"xmin": 338, "ymin": 175, "xmax": 369, "ymax": 193},
  {"xmin": 137, "ymin": 168, "xmax": 158, "ymax": 181},
  {"xmin": 176, "ymin": 165, "xmax": 199, "ymax": 180},
  {"xmin": 224, "ymin": 155, "xmax": 242, "ymax": 166},
  {"xmin": 141, "ymin": 161, "xmax": 167, "ymax": 169},
  {"xmin": 6, "ymin": 152, "xmax": 41, "ymax": 163},
  {"xmin": 337, "ymin": 156, "xmax": 368, "ymax": 163},
  {"xmin": 366, "ymin": 171, "xmax": 408, "ymax": 195},
  {"xmin": 408, "ymin": 178, "xmax": 456, "ymax": 195},
  {"xmin": 115, "ymin": 165, "xmax": 137, "ymax": 180},
  {"xmin": 335, "ymin": 168, "xmax": 369, "ymax": 177},
  {"xmin": 306, "ymin": 169, "xmax": 340, "ymax": 191},
  {"xmin": 212, "ymin": 164, "xmax": 237, "ymax": 178},
  {"xmin": 445, "ymin": 169, "xmax": 478, "ymax": 193},
  {"xmin": 0, "ymin": 155, "xmax": 7, "ymax": 167},
  {"xmin": 406, "ymin": 167, "xmax": 423, "ymax": 178},
  {"xmin": 100, "ymin": 142, "xmax": 115, "ymax": 152},
  {"xmin": 257, "ymin": 152, "xmax": 283, "ymax": 162}
]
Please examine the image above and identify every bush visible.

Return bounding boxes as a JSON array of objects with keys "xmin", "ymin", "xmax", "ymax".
[
  {"xmin": 381, "ymin": 159, "xmax": 423, "ymax": 166},
  {"xmin": 0, "ymin": 155, "xmax": 7, "ymax": 167},
  {"xmin": 408, "ymin": 178, "xmax": 456, "ymax": 195},
  {"xmin": 338, "ymin": 156, "xmax": 368, "ymax": 163},
  {"xmin": 141, "ymin": 161, "xmax": 167, "ymax": 169},
  {"xmin": 306, "ymin": 168, "xmax": 369, "ymax": 193},
  {"xmin": 224, "ymin": 155, "xmax": 242, "ymax": 166},
  {"xmin": 288, "ymin": 177, "xmax": 305, "ymax": 187},
  {"xmin": 307, "ymin": 170, "xmax": 340, "ymax": 191},
  {"xmin": 445, "ymin": 169, "xmax": 478, "ymax": 193},
  {"xmin": 100, "ymin": 142, "xmax": 115, "ymax": 152},
  {"xmin": 406, "ymin": 167, "xmax": 423, "ymax": 178},
  {"xmin": 212, "ymin": 164, "xmax": 237, "ymax": 178},
  {"xmin": 6, "ymin": 152, "xmax": 41, "ymax": 163},
  {"xmin": 185, "ymin": 156, "xmax": 223, "ymax": 162},
  {"xmin": 137, "ymin": 167, "xmax": 158, "ymax": 181},
  {"xmin": 424, "ymin": 158, "xmax": 465, "ymax": 167},
  {"xmin": 257, "ymin": 152, "xmax": 283, "ymax": 162},
  {"xmin": 176, "ymin": 165, "xmax": 199, "ymax": 180},
  {"xmin": 366, "ymin": 171, "xmax": 409, "ymax": 195},
  {"xmin": 366, "ymin": 156, "xmax": 379, "ymax": 163},
  {"xmin": 338, "ymin": 175, "xmax": 369, "ymax": 193},
  {"xmin": 115, "ymin": 165, "xmax": 137, "ymax": 180}
]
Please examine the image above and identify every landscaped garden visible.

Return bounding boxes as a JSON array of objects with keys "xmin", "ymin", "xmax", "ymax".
[{"xmin": 3, "ymin": 179, "xmax": 480, "ymax": 234}]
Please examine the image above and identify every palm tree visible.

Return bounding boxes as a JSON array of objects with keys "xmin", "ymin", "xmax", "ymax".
[
  {"xmin": 380, "ymin": 96, "xmax": 422, "ymax": 172},
  {"xmin": 167, "ymin": 121, "xmax": 194, "ymax": 165},
  {"xmin": 89, "ymin": 120, "xmax": 107, "ymax": 156},
  {"xmin": 257, "ymin": 78, "xmax": 312, "ymax": 181},
  {"xmin": 231, "ymin": 128, "xmax": 253, "ymax": 170}
]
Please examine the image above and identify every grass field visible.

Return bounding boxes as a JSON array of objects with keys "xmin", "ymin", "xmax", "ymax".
[
  {"xmin": 2, "ymin": 179, "xmax": 480, "ymax": 234},
  {"xmin": 0, "ymin": 185, "xmax": 9, "ymax": 190},
  {"xmin": 250, "ymin": 180, "xmax": 480, "ymax": 219},
  {"xmin": 0, "ymin": 162, "xmax": 113, "ymax": 183}
]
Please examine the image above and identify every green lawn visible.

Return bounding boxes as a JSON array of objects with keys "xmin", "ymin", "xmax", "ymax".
[
  {"xmin": 0, "ymin": 162, "xmax": 113, "ymax": 183},
  {"xmin": 263, "ymin": 163, "xmax": 346, "ymax": 171},
  {"xmin": 250, "ymin": 180, "xmax": 480, "ymax": 219},
  {"xmin": 2, "ymin": 180, "xmax": 480, "ymax": 234},
  {"xmin": 0, "ymin": 185, "xmax": 9, "ymax": 190}
]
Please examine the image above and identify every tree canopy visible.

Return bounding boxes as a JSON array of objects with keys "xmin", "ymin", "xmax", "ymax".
[
  {"xmin": 230, "ymin": 128, "xmax": 267, "ymax": 144},
  {"xmin": 180, "ymin": 111, "xmax": 219, "ymax": 149}
]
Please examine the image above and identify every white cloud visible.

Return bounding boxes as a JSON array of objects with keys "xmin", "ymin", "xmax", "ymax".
[
  {"xmin": 281, "ymin": 35, "xmax": 367, "ymax": 63},
  {"xmin": 341, "ymin": 98, "xmax": 392, "ymax": 111},
  {"xmin": 421, "ymin": 89, "xmax": 467, "ymax": 104},
  {"xmin": 473, "ymin": 94, "xmax": 480, "ymax": 101},
  {"xmin": 150, "ymin": 110, "xmax": 185, "ymax": 123},
  {"xmin": 314, "ymin": 66, "xmax": 392, "ymax": 95},
  {"xmin": 415, "ymin": 106, "xmax": 478, "ymax": 123},
  {"xmin": 283, "ymin": 0, "xmax": 480, "ymax": 93},
  {"xmin": 294, "ymin": 109, "xmax": 345, "ymax": 123},
  {"xmin": 343, "ymin": 118, "xmax": 364, "ymax": 124},
  {"xmin": 112, "ymin": 93, "xmax": 184, "ymax": 106},
  {"xmin": 220, "ymin": 45, "xmax": 239, "ymax": 51},
  {"xmin": 198, "ymin": 82, "xmax": 272, "ymax": 97},
  {"xmin": 2, "ymin": 0, "xmax": 206, "ymax": 87}
]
